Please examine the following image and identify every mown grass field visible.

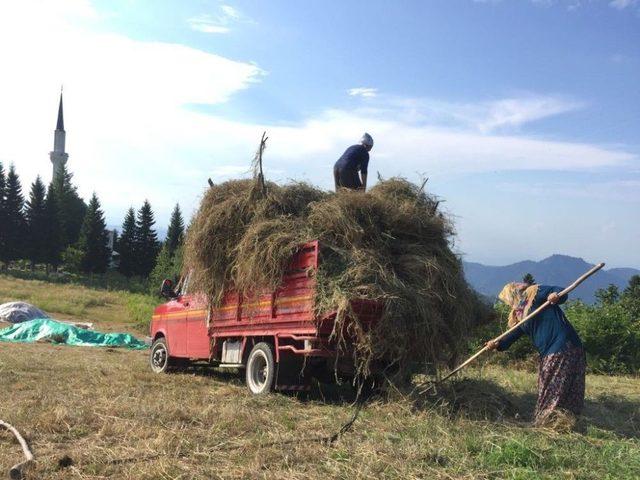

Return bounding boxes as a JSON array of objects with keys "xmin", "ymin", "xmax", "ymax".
[
  {"xmin": 0, "ymin": 274, "xmax": 156, "ymax": 332},
  {"xmin": 1, "ymin": 277, "xmax": 639, "ymax": 479}
]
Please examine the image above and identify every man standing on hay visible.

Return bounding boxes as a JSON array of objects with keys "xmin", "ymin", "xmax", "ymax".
[
  {"xmin": 486, "ymin": 282, "xmax": 586, "ymax": 426},
  {"xmin": 333, "ymin": 133, "xmax": 373, "ymax": 191}
]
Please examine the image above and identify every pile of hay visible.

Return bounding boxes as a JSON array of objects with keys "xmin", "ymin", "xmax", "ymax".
[{"xmin": 183, "ymin": 177, "xmax": 490, "ymax": 380}]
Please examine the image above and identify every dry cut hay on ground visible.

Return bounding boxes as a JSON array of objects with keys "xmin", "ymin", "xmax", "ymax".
[{"xmin": 183, "ymin": 177, "xmax": 491, "ymax": 381}]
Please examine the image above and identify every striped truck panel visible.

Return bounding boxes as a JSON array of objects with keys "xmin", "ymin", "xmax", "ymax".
[{"xmin": 210, "ymin": 242, "xmax": 318, "ymax": 336}]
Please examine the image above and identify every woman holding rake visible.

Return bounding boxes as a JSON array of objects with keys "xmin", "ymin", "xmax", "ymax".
[{"xmin": 486, "ymin": 282, "xmax": 586, "ymax": 426}]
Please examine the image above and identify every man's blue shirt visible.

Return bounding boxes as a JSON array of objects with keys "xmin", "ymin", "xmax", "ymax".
[
  {"xmin": 497, "ymin": 285, "xmax": 583, "ymax": 357},
  {"xmin": 334, "ymin": 144, "xmax": 369, "ymax": 175}
]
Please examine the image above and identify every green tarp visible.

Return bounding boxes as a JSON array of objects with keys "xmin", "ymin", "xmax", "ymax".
[{"xmin": 0, "ymin": 318, "xmax": 148, "ymax": 349}]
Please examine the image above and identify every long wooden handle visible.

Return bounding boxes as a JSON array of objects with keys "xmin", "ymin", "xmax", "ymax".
[
  {"xmin": 438, "ymin": 262, "xmax": 605, "ymax": 384},
  {"xmin": 0, "ymin": 419, "xmax": 34, "ymax": 479}
]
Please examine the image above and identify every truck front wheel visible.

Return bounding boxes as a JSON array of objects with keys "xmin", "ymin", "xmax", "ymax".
[
  {"xmin": 150, "ymin": 337, "xmax": 172, "ymax": 373},
  {"xmin": 245, "ymin": 342, "xmax": 275, "ymax": 395}
]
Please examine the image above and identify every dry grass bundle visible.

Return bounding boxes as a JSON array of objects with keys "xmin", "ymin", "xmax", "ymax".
[
  {"xmin": 417, "ymin": 378, "xmax": 519, "ymax": 421},
  {"xmin": 184, "ymin": 180, "xmax": 325, "ymax": 303},
  {"xmin": 183, "ymin": 177, "xmax": 490, "ymax": 381},
  {"xmin": 535, "ymin": 409, "xmax": 578, "ymax": 432}
]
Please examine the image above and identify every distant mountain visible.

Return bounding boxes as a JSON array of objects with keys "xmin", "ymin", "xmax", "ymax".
[{"xmin": 463, "ymin": 255, "xmax": 640, "ymax": 304}]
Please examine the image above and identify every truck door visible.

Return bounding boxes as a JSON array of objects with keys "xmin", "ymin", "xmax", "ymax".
[
  {"xmin": 164, "ymin": 295, "xmax": 189, "ymax": 357},
  {"xmin": 186, "ymin": 294, "xmax": 210, "ymax": 359}
]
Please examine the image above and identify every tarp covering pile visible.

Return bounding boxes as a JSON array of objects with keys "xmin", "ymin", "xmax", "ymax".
[
  {"xmin": 0, "ymin": 302, "xmax": 49, "ymax": 324},
  {"xmin": 184, "ymin": 177, "xmax": 490, "ymax": 380},
  {"xmin": 0, "ymin": 319, "xmax": 147, "ymax": 349}
]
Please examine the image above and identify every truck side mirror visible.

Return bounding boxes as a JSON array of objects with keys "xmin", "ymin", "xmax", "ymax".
[{"xmin": 160, "ymin": 279, "xmax": 178, "ymax": 299}]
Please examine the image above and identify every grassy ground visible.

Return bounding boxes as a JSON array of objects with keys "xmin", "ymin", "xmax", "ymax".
[
  {"xmin": 0, "ymin": 274, "xmax": 156, "ymax": 333},
  {"xmin": 1, "ymin": 277, "xmax": 639, "ymax": 479}
]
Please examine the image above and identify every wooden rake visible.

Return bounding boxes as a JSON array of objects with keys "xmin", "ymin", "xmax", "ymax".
[{"xmin": 419, "ymin": 262, "xmax": 605, "ymax": 394}]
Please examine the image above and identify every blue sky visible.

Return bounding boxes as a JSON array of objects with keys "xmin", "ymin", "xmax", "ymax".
[{"xmin": 0, "ymin": 0, "xmax": 638, "ymax": 267}]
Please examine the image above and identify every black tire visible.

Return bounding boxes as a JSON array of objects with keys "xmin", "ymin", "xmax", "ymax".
[
  {"xmin": 149, "ymin": 337, "xmax": 172, "ymax": 373},
  {"xmin": 245, "ymin": 342, "xmax": 276, "ymax": 395}
]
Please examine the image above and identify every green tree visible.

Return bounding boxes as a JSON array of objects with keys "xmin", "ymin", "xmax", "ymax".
[
  {"xmin": 623, "ymin": 275, "xmax": 640, "ymax": 301},
  {"xmin": 118, "ymin": 208, "xmax": 137, "ymax": 277},
  {"xmin": 149, "ymin": 243, "xmax": 183, "ymax": 293},
  {"xmin": 78, "ymin": 193, "xmax": 110, "ymax": 274},
  {"xmin": 566, "ymin": 301, "xmax": 640, "ymax": 374},
  {"xmin": 0, "ymin": 162, "xmax": 6, "ymax": 266},
  {"xmin": 52, "ymin": 163, "xmax": 86, "ymax": 247},
  {"xmin": 62, "ymin": 246, "xmax": 83, "ymax": 273},
  {"xmin": 522, "ymin": 273, "xmax": 535, "ymax": 285},
  {"xmin": 1, "ymin": 165, "xmax": 26, "ymax": 264},
  {"xmin": 595, "ymin": 284, "xmax": 620, "ymax": 306},
  {"xmin": 43, "ymin": 183, "xmax": 64, "ymax": 270},
  {"xmin": 134, "ymin": 200, "xmax": 159, "ymax": 277},
  {"xmin": 166, "ymin": 203, "xmax": 185, "ymax": 255},
  {"xmin": 621, "ymin": 275, "xmax": 640, "ymax": 320},
  {"xmin": 24, "ymin": 176, "xmax": 48, "ymax": 267}
]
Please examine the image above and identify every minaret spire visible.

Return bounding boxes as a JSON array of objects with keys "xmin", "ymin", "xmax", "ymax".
[
  {"xmin": 56, "ymin": 88, "xmax": 64, "ymax": 131},
  {"xmin": 50, "ymin": 87, "xmax": 69, "ymax": 181}
]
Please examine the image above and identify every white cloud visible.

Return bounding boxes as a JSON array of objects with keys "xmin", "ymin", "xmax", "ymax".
[
  {"xmin": 220, "ymin": 5, "xmax": 241, "ymax": 20},
  {"xmin": 475, "ymin": 0, "xmax": 640, "ymax": 10},
  {"xmin": 610, "ymin": 0, "xmax": 639, "ymax": 9},
  {"xmin": 187, "ymin": 4, "xmax": 251, "ymax": 34},
  {"xmin": 357, "ymin": 94, "xmax": 583, "ymax": 133},
  {"xmin": 187, "ymin": 15, "xmax": 230, "ymax": 34},
  {"xmin": 474, "ymin": 96, "xmax": 583, "ymax": 132},
  {"xmin": 348, "ymin": 87, "xmax": 378, "ymax": 98},
  {"xmin": 611, "ymin": 53, "xmax": 628, "ymax": 63},
  {"xmin": 497, "ymin": 178, "xmax": 640, "ymax": 202}
]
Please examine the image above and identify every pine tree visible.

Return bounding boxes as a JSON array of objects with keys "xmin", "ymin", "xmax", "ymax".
[
  {"xmin": 0, "ymin": 162, "xmax": 6, "ymax": 266},
  {"xmin": 149, "ymin": 244, "xmax": 174, "ymax": 290},
  {"xmin": 78, "ymin": 193, "xmax": 110, "ymax": 274},
  {"xmin": 118, "ymin": 208, "xmax": 137, "ymax": 277},
  {"xmin": 134, "ymin": 200, "xmax": 159, "ymax": 277},
  {"xmin": 522, "ymin": 273, "xmax": 535, "ymax": 286},
  {"xmin": 624, "ymin": 275, "xmax": 640, "ymax": 301},
  {"xmin": 52, "ymin": 163, "xmax": 87, "ymax": 247},
  {"xmin": 44, "ymin": 183, "xmax": 64, "ymax": 270},
  {"xmin": 166, "ymin": 203, "xmax": 185, "ymax": 255},
  {"xmin": 24, "ymin": 176, "xmax": 48, "ymax": 267},
  {"xmin": 595, "ymin": 284, "xmax": 620, "ymax": 306},
  {"xmin": 1, "ymin": 165, "xmax": 26, "ymax": 264},
  {"xmin": 149, "ymin": 242, "xmax": 184, "ymax": 294},
  {"xmin": 621, "ymin": 275, "xmax": 640, "ymax": 319}
]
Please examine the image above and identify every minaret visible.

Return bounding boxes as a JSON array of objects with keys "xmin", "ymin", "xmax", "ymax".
[{"xmin": 49, "ymin": 90, "xmax": 68, "ymax": 180}]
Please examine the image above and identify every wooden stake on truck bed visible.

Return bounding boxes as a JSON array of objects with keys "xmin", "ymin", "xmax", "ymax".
[{"xmin": 421, "ymin": 262, "xmax": 605, "ymax": 392}]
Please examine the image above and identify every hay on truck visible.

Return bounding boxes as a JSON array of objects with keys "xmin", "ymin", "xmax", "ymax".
[{"xmin": 183, "ymin": 176, "xmax": 490, "ymax": 383}]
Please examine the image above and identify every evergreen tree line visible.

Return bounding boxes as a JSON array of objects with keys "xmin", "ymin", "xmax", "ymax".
[
  {"xmin": 117, "ymin": 202, "xmax": 184, "ymax": 280},
  {"xmin": 0, "ymin": 162, "xmax": 86, "ymax": 270},
  {"xmin": 0, "ymin": 162, "xmax": 184, "ymax": 281}
]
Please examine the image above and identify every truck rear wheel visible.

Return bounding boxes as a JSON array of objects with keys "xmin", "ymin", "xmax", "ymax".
[{"xmin": 245, "ymin": 342, "xmax": 275, "ymax": 395}]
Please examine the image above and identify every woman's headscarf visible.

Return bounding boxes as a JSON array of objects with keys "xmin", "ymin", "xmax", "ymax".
[{"xmin": 498, "ymin": 282, "xmax": 539, "ymax": 328}]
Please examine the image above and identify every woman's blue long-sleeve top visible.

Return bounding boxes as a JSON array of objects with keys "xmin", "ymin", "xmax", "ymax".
[{"xmin": 497, "ymin": 285, "xmax": 583, "ymax": 357}]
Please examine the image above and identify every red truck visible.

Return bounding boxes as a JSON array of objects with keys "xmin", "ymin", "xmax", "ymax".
[{"xmin": 149, "ymin": 241, "xmax": 382, "ymax": 394}]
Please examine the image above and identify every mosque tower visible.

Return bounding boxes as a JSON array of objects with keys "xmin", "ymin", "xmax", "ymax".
[{"xmin": 49, "ymin": 90, "xmax": 68, "ymax": 180}]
